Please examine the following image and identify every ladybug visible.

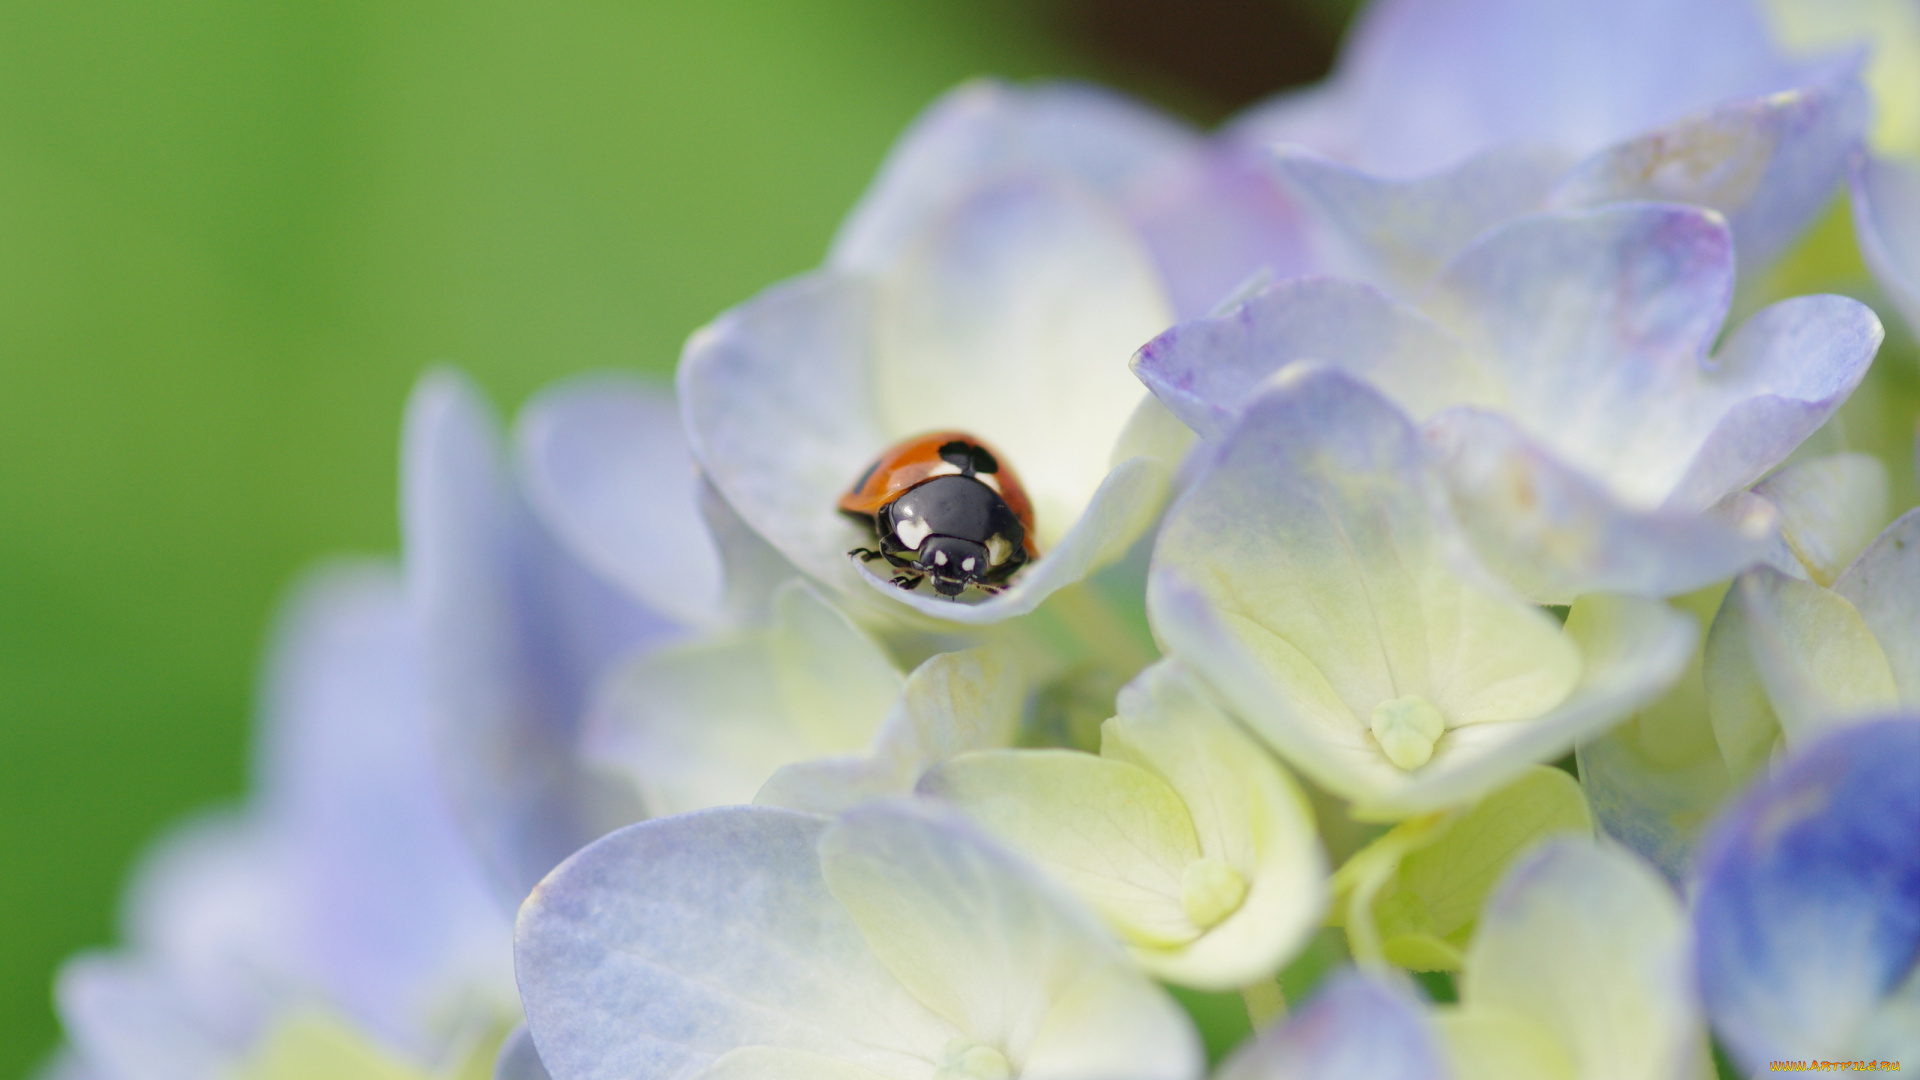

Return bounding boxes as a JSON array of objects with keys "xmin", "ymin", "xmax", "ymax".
[{"xmin": 840, "ymin": 432, "xmax": 1037, "ymax": 599}]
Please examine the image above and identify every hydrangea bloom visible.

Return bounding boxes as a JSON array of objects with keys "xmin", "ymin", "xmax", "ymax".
[
  {"xmin": 52, "ymin": 566, "xmax": 514, "ymax": 1079},
  {"xmin": 45, "ymin": 0, "xmax": 1920, "ymax": 1077}
]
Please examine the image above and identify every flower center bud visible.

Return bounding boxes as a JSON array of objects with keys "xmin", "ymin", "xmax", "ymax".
[
  {"xmin": 1370, "ymin": 695, "xmax": 1446, "ymax": 771},
  {"xmin": 1180, "ymin": 855, "xmax": 1248, "ymax": 929},
  {"xmin": 935, "ymin": 1038, "xmax": 1011, "ymax": 1080}
]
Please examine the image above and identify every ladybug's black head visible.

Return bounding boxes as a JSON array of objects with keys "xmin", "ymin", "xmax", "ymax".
[{"xmin": 917, "ymin": 535, "xmax": 993, "ymax": 596}]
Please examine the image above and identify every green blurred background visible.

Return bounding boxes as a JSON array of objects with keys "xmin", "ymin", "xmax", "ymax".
[{"xmin": 0, "ymin": 1, "xmax": 1361, "ymax": 1070}]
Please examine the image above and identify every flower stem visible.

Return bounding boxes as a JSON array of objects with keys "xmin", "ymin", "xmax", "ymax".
[{"xmin": 1240, "ymin": 977, "xmax": 1287, "ymax": 1030}]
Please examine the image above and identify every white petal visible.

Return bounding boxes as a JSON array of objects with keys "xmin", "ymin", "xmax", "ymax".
[
  {"xmin": 1463, "ymin": 840, "xmax": 1703, "ymax": 1080},
  {"xmin": 1711, "ymin": 567, "xmax": 1898, "ymax": 747},
  {"xmin": 679, "ymin": 271, "xmax": 889, "ymax": 600},
  {"xmin": 515, "ymin": 372, "xmax": 723, "ymax": 627},
  {"xmin": 584, "ymin": 582, "xmax": 902, "ymax": 817},
  {"xmin": 873, "ymin": 177, "xmax": 1172, "ymax": 538},
  {"xmin": 1432, "ymin": 1007, "xmax": 1576, "ymax": 1080},
  {"xmin": 1101, "ymin": 661, "xmax": 1329, "ymax": 988},
  {"xmin": 515, "ymin": 807, "xmax": 956, "ymax": 1080},
  {"xmin": 920, "ymin": 750, "xmax": 1204, "ymax": 950},
  {"xmin": 1833, "ymin": 507, "xmax": 1920, "ymax": 700},
  {"xmin": 1752, "ymin": 453, "xmax": 1890, "ymax": 586},
  {"xmin": 756, "ymin": 645, "xmax": 1026, "ymax": 815},
  {"xmin": 819, "ymin": 801, "xmax": 1203, "ymax": 1080}
]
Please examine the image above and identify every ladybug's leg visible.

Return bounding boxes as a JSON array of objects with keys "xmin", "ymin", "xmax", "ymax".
[
  {"xmin": 849, "ymin": 546, "xmax": 884, "ymax": 563},
  {"xmin": 889, "ymin": 572, "xmax": 924, "ymax": 591}
]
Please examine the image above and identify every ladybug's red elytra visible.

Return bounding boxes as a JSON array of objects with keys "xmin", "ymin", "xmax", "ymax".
[{"xmin": 840, "ymin": 431, "xmax": 1037, "ymax": 599}]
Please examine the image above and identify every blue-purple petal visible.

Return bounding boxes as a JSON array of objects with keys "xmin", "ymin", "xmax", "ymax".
[{"xmin": 1693, "ymin": 717, "xmax": 1920, "ymax": 1071}]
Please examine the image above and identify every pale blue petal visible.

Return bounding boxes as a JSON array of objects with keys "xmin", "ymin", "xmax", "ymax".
[
  {"xmin": 1550, "ymin": 76, "xmax": 1870, "ymax": 275},
  {"xmin": 831, "ymin": 79, "xmax": 1198, "ymax": 274},
  {"xmin": 495, "ymin": 1026, "xmax": 552, "ymax": 1080},
  {"xmin": 1421, "ymin": 205, "xmax": 1733, "ymax": 508},
  {"xmin": 514, "ymin": 806, "xmax": 955, "ymax": 1080},
  {"xmin": 1658, "ymin": 295, "xmax": 1882, "ymax": 511},
  {"xmin": 1693, "ymin": 717, "xmax": 1920, "ymax": 1071},
  {"xmin": 1269, "ymin": 144, "xmax": 1570, "ymax": 295},
  {"xmin": 1215, "ymin": 971, "xmax": 1448, "ymax": 1080},
  {"xmin": 402, "ymin": 370, "xmax": 656, "ymax": 905},
  {"xmin": 55, "ymin": 956, "xmax": 232, "ymax": 1080},
  {"xmin": 1426, "ymin": 409, "xmax": 1779, "ymax": 601},
  {"xmin": 1126, "ymin": 141, "xmax": 1319, "ymax": 319},
  {"xmin": 1236, "ymin": 0, "xmax": 1798, "ymax": 176},
  {"xmin": 58, "ymin": 566, "xmax": 518, "ymax": 1068},
  {"xmin": 254, "ymin": 564, "xmax": 514, "ymax": 1048},
  {"xmin": 515, "ymin": 372, "xmax": 724, "ymax": 628},
  {"xmin": 1426, "ymin": 204, "xmax": 1879, "ymax": 513},
  {"xmin": 1852, "ymin": 154, "xmax": 1920, "ymax": 337},
  {"xmin": 1130, "ymin": 277, "xmax": 1497, "ymax": 441}
]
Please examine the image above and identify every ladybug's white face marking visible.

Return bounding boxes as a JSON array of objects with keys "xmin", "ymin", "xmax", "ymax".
[
  {"xmin": 895, "ymin": 516, "xmax": 932, "ymax": 551},
  {"xmin": 986, "ymin": 534, "xmax": 1012, "ymax": 567},
  {"xmin": 927, "ymin": 461, "xmax": 964, "ymax": 481},
  {"xmin": 977, "ymin": 473, "xmax": 1003, "ymax": 494},
  {"xmin": 961, "ymin": 556, "xmax": 977, "ymax": 573},
  {"xmin": 933, "ymin": 549, "xmax": 950, "ymax": 566}
]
